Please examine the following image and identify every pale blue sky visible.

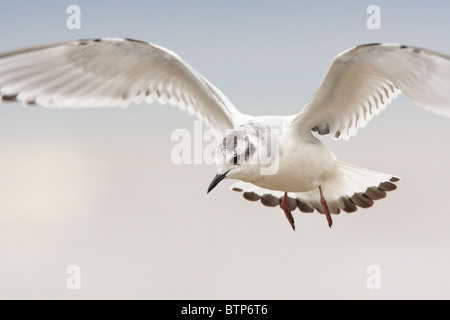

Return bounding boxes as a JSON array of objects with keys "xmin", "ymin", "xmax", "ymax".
[
  {"xmin": 1, "ymin": 1, "xmax": 450, "ymax": 299},
  {"xmin": 1, "ymin": 0, "xmax": 450, "ymax": 118}
]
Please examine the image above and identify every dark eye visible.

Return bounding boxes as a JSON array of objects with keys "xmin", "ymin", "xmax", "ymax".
[{"xmin": 233, "ymin": 153, "xmax": 238, "ymax": 165}]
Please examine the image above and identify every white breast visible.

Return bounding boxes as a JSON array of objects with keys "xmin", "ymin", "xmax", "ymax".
[{"xmin": 251, "ymin": 130, "xmax": 339, "ymax": 193}]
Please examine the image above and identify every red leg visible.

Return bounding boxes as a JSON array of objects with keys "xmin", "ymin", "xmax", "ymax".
[
  {"xmin": 281, "ymin": 192, "xmax": 295, "ymax": 231},
  {"xmin": 319, "ymin": 186, "xmax": 333, "ymax": 228}
]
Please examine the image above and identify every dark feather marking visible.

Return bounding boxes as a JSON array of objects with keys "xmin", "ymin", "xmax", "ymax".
[
  {"xmin": 373, "ymin": 94, "xmax": 380, "ymax": 108},
  {"xmin": 261, "ymin": 194, "xmax": 280, "ymax": 207},
  {"xmin": 386, "ymin": 81, "xmax": 397, "ymax": 93},
  {"xmin": 362, "ymin": 102, "xmax": 369, "ymax": 122},
  {"xmin": 1, "ymin": 94, "xmax": 18, "ymax": 102},
  {"xmin": 296, "ymin": 199, "xmax": 314, "ymax": 213},
  {"xmin": 25, "ymin": 100, "xmax": 37, "ymax": 106},
  {"xmin": 321, "ymin": 125, "xmax": 330, "ymax": 135},
  {"xmin": 351, "ymin": 193, "xmax": 374, "ymax": 208},
  {"xmin": 382, "ymin": 85, "xmax": 390, "ymax": 99},
  {"xmin": 378, "ymin": 90, "xmax": 385, "ymax": 105},
  {"xmin": 312, "ymin": 123, "xmax": 330, "ymax": 135},
  {"xmin": 367, "ymin": 98, "xmax": 374, "ymax": 114},
  {"xmin": 378, "ymin": 181, "xmax": 397, "ymax": 191},
  {"xmin": 236, "ymin": 174, "xmax": 399, "ymax": 215},
  {"xmin": 356, "ymin": 43, "xmax": 383, "ymax": 49},
  {"xmin": 315, "ymin": 204, "xmax": 324, "ymax": 214},
  {"xmin": 124, "ymin": 38, "xmax": 148, "ymax": 45},
  {"xmin": 281, "ymin": 196, "xmax": 297, "ymax": 211},
  {"xmin": 364, "ymin": 187, "xmax": 387, "ymax": 200},
  {"xmin": 342, "ymin": 197, "xmax": 357, "ymax": 213},
  {"xmin": 243, "ymin": 192, "xmax": 261, "ymax": 202}
]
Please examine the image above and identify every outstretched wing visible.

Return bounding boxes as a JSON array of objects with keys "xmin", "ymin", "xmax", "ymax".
[
  {"xmin": 291, "ymin": 43, "xmax": 450, "ymax": 140},
  {"xmin": 0, "ymin": 38, "xmax": 245, "ymax": 130}
]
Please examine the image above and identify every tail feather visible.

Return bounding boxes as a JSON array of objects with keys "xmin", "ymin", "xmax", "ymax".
[
  {"xmin": 230, "ymin": 161, "xmax": 399, "ymax": 215},
  {"xmin": 297, "ymin": 161, "xmax": 399, "ymax": 214}
]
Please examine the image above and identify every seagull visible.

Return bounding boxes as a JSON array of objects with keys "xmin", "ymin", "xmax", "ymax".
[{"xmin": 1, "ymin": 38, "xmax": 450, "ymax": 230}]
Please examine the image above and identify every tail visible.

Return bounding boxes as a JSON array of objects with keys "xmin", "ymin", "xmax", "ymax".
[
  {"xmin": 230, "ymin": 161, "xmax": 399, "ymax": 215},
  {"xmin": 295, "ymin": 161, "xmax": 399, "ymax": 214}
]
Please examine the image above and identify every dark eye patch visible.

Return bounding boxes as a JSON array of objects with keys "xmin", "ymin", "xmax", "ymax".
[{"xmin": 245, "ymin": 137, "xmax": 255, "ymax": 162}]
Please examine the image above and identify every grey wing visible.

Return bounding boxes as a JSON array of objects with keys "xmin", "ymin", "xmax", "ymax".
[
  {"xmin": 291, "ymin": 43, "xmax": 450, "ymax": 140},
  {"xmin": 0, "ymin": 38, "xmax": 246, "ymax": 130}
]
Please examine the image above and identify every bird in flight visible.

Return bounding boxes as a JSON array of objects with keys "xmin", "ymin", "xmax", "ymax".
[{"xmin": 0, "ymin": 38, "xmax": 449, "ymax": 230}]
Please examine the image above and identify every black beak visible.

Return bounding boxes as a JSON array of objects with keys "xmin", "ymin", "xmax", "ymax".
[{"xmin": 207, "ymin": 170, "xmax": 229, "ymax": 194}]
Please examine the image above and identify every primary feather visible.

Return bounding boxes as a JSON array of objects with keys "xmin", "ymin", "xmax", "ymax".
[
  {"xmin": 0, "ymin": 38, "xmax": 246, "ymax": 130},
  {"xmin": 292, "ymin": 43, "xmax": 450, "ymax": 140}
]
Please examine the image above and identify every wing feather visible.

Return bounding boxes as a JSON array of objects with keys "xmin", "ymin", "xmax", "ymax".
[
  {"xmin": 292, "ymin": 44, "xmax": 450, "ymax": 140},
  {"xmin": 0, "ymin": 38, "xmax": 247, "ymax": 130}
]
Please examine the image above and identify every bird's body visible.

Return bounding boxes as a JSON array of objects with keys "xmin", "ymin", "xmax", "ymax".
[
  {"xmin": 1, "ymin": 38, "xmax": 449, "ymax": 230},
  {"xmin": 270, "ymin": 128, "xmax": 338, "ymax": 193},
  {"xmin": 233, "ymin": 119, "xmax": 337, "ymax": 193},
  {"xmin": 215, "ymin": 115, "xmax": 397, "ymax": 219}
]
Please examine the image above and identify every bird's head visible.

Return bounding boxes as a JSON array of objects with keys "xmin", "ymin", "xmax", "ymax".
[{"xmin": 207, "ymin": 124, "xmax": 280, "ymax": 193}]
